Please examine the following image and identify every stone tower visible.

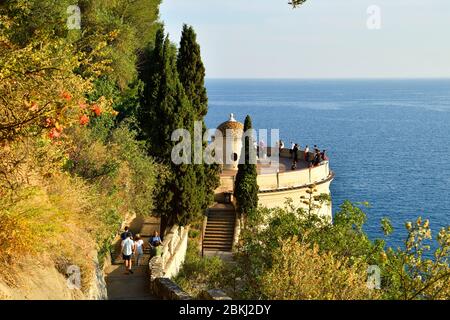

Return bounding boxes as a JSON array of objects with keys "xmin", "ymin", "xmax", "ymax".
[{"xmin": 217, "ymin": 113, "xmax": 244, "ymax": 171}]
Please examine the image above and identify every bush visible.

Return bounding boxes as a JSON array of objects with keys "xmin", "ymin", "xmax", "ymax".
[
  {"xmin": 174, "ymin": 239, "xmax": 226, "ymax": 298},
  {"xmin": 232, "ymin": 201, "xmax": 450, "ymax": 300},
  {"xmin": 261, "ymin": 238, "xmax": 378, "ymax": 300}
]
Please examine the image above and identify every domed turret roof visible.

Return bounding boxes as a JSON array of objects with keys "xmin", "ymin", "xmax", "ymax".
[{"xmin": 217, "ymin": 113, "xmax": 244, "ymax": 136}]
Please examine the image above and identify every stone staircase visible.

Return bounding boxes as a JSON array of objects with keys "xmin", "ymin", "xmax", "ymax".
[{"xmin": 203, "ymin": 203, "xmax": 236, "ymax": 253}]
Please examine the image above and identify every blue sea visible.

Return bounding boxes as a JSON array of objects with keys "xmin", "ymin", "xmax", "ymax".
[{"xmin": 204, "ymin": 79, "xmax": 450, "ymax": 249}]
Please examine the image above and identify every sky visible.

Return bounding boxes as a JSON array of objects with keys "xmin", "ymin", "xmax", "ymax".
[{"xmin": 160, "ymin": 0, "xmax": 450, "ymax": 79}]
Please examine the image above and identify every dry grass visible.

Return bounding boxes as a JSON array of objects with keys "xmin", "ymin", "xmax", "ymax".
[{"xmin": 0, "ymin": 172, "xmax": 119, "ymax": 291}]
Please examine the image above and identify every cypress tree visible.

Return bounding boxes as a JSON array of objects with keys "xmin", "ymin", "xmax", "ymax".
[
  {"xmin": 234, "ymin": 115, "xmax": 259, "ymax": 216},
  {"xmin": 140, "ymin": 28, "xmax": 202, "ymax": 230},
  {"xmin": 177, "ymin": 24, "xmax": 220, "ymax": 213},
  {"xmin": 177, "ymin": 24, "xmax": 208, "ymax": 117}
]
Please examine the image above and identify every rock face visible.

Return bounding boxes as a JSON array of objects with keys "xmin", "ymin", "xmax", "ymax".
[
  {"xmin": 0, "ymin": 256, "xmax": 108, "ymax": 300},
  {"xmin": 87, "ymin": 257, "xmax": 108, "ymax": 300}
]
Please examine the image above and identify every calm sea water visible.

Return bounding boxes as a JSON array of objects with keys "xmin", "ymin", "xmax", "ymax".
[{"xmin": 204, "ymin": 79, "xmax": 450, "ymax": 249}]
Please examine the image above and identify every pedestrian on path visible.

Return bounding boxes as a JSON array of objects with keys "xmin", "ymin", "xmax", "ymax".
[
  {"xmin": 134, "ymin": 234, "xmax": 144, "ymax": 266},
  {"xmin": 121, "ymin": 226, "xmax": 132, "ymax": 241},
  {"xmin": 149, "ymin": 230, "xmax": 162, "ymax": 257},
  {"xmin": 121, "ymin": 232, "xmax": 135, "ymax": 274}
]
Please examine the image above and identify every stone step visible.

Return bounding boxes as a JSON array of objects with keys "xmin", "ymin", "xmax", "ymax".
[
  {"xmin": 210, "ymin": 203, "xmax": 235, "ymax": 210},
  {"xmin": 205, "ymin": 227, "xmax": 235, "ymax": 233},
  {"xmin": 203, "ymin": 243, "xmax": 233, "ymax": 250},
  {"xmin": 207, "ymin": 217, "xmax": 235, "ymax": 222},
  {"xmin": 204, "ymin": 230, "xmax": 234, "ymax": 236},
  {"xmin": 204, "ymin": 230, "xmax": 235, "ymax": 235},
  {"xmin": 203, "ymin": 236, "xmax": 233, "ymax": 242},
  {"xmin": 203, "ymin": 245, "xmax": 232, "ymax": 252},
  {"xmin": 207, "ymin": 222, "xmax": 234, "ymax": 226},
  {"xmin": 206, "ymin": 220, "xmax": 234, "ymax": 227},
  {"xmin": 205, "ymin": 226, "xmax": 234, "ymax": 232},
  {"xmin": 206, "ymin": 224, "xmax": 234, "ymax": 229},
  {"xmin": 208, "ymin": 212, "xmax": 235, "ymax": 217},
  {"xmin": 203, "ymin": 240, "xmax": 233, "ymax": 248},
  {"xmin": 209, "ymin": 212, "xmax": 235, "ymax": 216}
]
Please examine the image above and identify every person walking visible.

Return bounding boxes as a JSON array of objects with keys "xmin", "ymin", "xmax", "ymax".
[
  {"xmin": 121, "ymin": 232, "xmax": 135, "ymax": 274},
  {"xmin": 134, "ymin": 234, "xmax": 144, "ymax": 267},
  {"xmin": 120, "ymin": 226, "xmax": 132, "ymax": 241},
  {"xmin": 149, "ymin": 230, "xmax": 162, "ymax": 257}
]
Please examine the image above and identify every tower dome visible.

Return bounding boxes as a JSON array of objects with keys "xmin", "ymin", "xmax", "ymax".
[{"xmin": 217, "ymin": 113, "xmax": 244, "ymax": 137}]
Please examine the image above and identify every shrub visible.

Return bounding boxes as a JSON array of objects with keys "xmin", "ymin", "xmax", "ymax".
[{"xmin": 174, "ymin": 239, "xmax": 226, "ymax": 297}]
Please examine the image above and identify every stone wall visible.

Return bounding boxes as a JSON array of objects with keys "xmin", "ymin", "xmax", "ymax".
[
  {"xmin": 258, "ymin": 179, "xmax": 333, "ymax": 219},
  {"xmin": 148, "ymin": 225, "xmax": 192, "ymax": 299},
  {"xmin": 87, "ymin": 252, "xmax": 108, "ymax": 300}
]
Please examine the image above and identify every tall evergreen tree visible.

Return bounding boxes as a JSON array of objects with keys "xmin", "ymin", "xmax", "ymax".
[
  {"xmin": 139, "ymin": 28, "xmax": 202, "ymax": 230},
  {"xmin": 177, "ymin": 24, "xmax": 208, "ymax": 117},
  {"xmin": 177, "ymin": 24, "xmax": 220, "ymax": 212},
  {"xmin": 234, "ymin": 115, "xmax": 259, "ymax": 216}
]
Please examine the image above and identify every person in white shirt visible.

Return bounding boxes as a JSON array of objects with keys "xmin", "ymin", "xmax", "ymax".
[
  {"xmin": 134, "ymin": 234, "xmax": 144, "ymax": 266},
  {"xmin": 304, "ymin": 145, "xmax": 310, "ymax": 163},
  {"xmin": 290, "ymin": 142, "xmax": 295, "ymax": 159},
  {"xmin": 121, "ymin": 233, "xmax": 135, "ymax": 274}
]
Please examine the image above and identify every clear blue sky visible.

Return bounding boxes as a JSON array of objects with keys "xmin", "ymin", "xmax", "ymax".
[{"xmin": 160, "ymin": 0, "xmax": 450, "ymax": 79}]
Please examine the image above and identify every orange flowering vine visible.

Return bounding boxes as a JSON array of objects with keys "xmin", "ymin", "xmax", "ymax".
[{"xmin": 79, "ymin": 114, "xmax": 89, "ymax": 126}]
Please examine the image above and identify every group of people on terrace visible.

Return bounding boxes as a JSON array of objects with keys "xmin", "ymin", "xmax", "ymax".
[
  {"xmin": 119, "ymin": 226, "xmax": 163, "ymax": 275},
  {"xmin": 287, "ymin": 141, "xmax": 328, "ymax": 170}
]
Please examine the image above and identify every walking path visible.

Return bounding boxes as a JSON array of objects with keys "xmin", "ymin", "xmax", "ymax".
[{"xmin": 105, "ymin": 216, "xmax": 160, "ymax": 300}]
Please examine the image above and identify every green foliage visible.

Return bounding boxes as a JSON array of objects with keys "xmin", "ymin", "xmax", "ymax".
[
  {"xmin": 380, "ymin": 218, "xmax": 450, "ymax": 299},
  {"xmin": 140, "ymin": 29, "xmax": 187, "ymax": 157},
  {"xmin": 381, "ymin": 217, "xmax": 393, "ymax": 236},
  {"xmin": 0, "ymin": 0, "xmax": 162, "ymax": 291},
  {"xmin": 139, "ymin": 28, "xmax": 198, "ymax": 227},
  {"xmin": 234, "ymin": 115, "xmax": 259, "ymax": 216},
  {"xmin": 174, "ymin": 238, "xmax": 227, "ymax": 298},
  {"xmin": 229, "ymin": 201, "xmax": 450, "ymax": 300},
  {"xmin": 177, "ymin": 24, "xmax": 220, "ymax": 218},
  {"xmin": 260, "ymin": 239, "xmax": 378, "ymax": 300},
  {"xmin": 139, "ymin": 26, "xmax": 219, "ymax": 228},
  {"xmin": 177, "ymin": 24, "xmax": 208, "ymax": 118},
  {"xmin": 77, "ymin": 0, "xmax": 162, "ymax": 89},
  {"xmin": 66, "ymin": 119, "xmax": 157, "ymax": 216}
]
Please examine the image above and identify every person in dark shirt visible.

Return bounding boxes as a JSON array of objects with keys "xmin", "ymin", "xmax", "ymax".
[
  {"xmin": 121, "ymin": 226, "xmax": 132, "ymax": 241},
  {"xmin": 149, "ymin": 230, "xmax": 162, "ymax": 246},
  {"xmin": 149, "ymin": 231, "xmax": 162, "ymax": 257},
  {"xmin": 292, "ymin": 144, "xmax": 299, "ymax": 170},
  {"xmin": 321, "ymin": 150, "xmax": 329, "ymax": 161}
]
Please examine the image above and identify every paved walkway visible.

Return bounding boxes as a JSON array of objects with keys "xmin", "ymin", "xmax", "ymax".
[{"xmin": 105, "ymin": 216, "xmax": 160, "ymax": 300}]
